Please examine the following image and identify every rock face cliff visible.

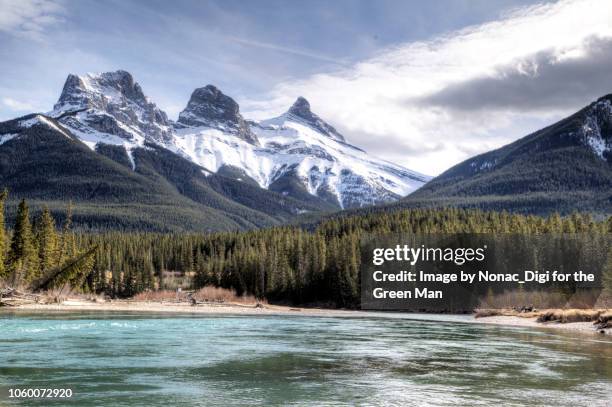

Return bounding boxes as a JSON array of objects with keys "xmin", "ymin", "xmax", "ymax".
[
  {"xmin": 176, "ymin": 85, "xmax": 258, "ymax": 145},
  {"xmin": 53, "ymin": 70, "xmax": 173, "ymax": 145}
]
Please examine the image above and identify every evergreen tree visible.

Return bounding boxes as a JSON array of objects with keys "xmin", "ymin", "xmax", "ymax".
[
  {"xmin": 34, "ymin": 246, "xmax": 97, "ymax": 292},
  {"xmin": 35, "ymin": 206, "xmax": 58, "ymax": 276},
  {"xmin": 57, "ymin": 202, "xmax": 76, "ymax": 266},
  {"xmin": 7, "ymin": 199, "xmax": 38, "ymax": 285},
  {"xmin": 0, "ymin": 189, "xmax": 7, "ymax": 279},
  {"xmin": 602, "ymin": 249, "xmax": 612, "ymax": 299}
]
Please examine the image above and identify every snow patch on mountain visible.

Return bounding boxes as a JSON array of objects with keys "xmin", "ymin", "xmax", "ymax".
[
  {"xmin": 173, "ymin": 126, "xmax": 273, "ymax": 185},
  {"xmin": 0, "ymin": 133, "xmax": 18, "ymax": 145},
  {"xmin": 19, "ymin": 115, "xmax": 72, "ymax": 139},
  {"xmin": 578, "ymin": 99, "xmax": 612, "ymax": 160},
  {"xmin": 469, "ymin": 159, "xmax": 497, "ymax": 172}
]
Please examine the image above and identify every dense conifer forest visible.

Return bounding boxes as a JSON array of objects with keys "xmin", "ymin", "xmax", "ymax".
[
  {"xmin": 0, "ymin": 190, "xmax": 610, "ymax": 307},
  {"xmin": 0, "ymin": 191, "xmax": 95, "ymax": 292}
]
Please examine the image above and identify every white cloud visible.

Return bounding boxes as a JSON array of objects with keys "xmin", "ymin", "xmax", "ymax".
[
  {"xmin": 0, "ymin": 0, "xmax": 64, "ymax": 40},
  {"xmin": 242, "ymin": 0, "xmax": 612, "ymax": 175},
  {"xmin": 2, "ymin": 97, "xmax": 35, "ymax": 111},
  {"xmin": 227, "ymin": 36, "xmax": 350, "ymax": 66}
]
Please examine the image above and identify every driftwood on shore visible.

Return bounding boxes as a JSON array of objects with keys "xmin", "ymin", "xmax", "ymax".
[
  {"xmin": 179, "ymin": 291, "xmax": 264, "ymax": 309},
  {"xmin": 0, "ymin": 288, "xmax": 43, "ymax": 307},
  {"xmin": 186, "ymin": 291, "xmax": 226, "ymax": 306},
  {"xmin": 595, "ymin": 313, "xmax": 612, "ymax": 330}
]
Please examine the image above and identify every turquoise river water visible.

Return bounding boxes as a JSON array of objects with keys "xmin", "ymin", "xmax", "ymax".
[{"xmin": 0, "ymin": 312, "xmax": 611, "ymax": 406}]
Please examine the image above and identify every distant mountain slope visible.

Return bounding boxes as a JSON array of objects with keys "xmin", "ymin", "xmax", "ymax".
[
  {"xmin": 401, "ymin": 95, "xmax": 612, "ymax": 215},
  {"xmin": 0, "ymin": 114, "xmax": 329, "ymax": 231}
]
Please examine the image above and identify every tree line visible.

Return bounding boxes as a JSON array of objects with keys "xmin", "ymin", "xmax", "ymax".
[
  {"xmin": 77, "ymin": 208, "xmax": 610, "ymax": 307},
  {"xmin": 1, "ymin": 194, "xmax": 610, "ymax": 307}
]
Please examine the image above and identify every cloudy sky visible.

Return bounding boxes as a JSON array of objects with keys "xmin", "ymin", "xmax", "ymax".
[{"xmin": 1, "ymin": 0, "xmax": 611, "ymax": 175}]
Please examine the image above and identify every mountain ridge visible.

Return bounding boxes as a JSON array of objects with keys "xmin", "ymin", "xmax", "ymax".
[
  {"xmin": 7, "ymin": 68, "xmax": 606, "ymax": 229},
  {"xmin": 48, "ymin": 70, "xmax": 430, "ymax": 209},
  {"xmin": 0, "ymin": 111, "xmax": 334, "ymax": 231},
  {"xmin": 398, "ymin": 94, "xmax": 612, "ymax": 215},
  {"xmin": 0, "ymin": 69, "xmax": 431, "ymax": 231}
]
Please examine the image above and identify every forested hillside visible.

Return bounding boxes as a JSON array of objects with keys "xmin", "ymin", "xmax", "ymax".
[
  {"xmin": 0, "ymin": 192, "xmax": 609, "ymax": 307},
  {"xmin": 400, "ymin": 95, "xmax": 612, "ymax": 215}
]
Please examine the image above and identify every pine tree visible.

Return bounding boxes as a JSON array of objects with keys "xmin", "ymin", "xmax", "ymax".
[
  {"xmin": 57, "ymin": 202, "xmax": 76, "ymax": 266},
  {"xmin": 602, "ymin": 250, "xmax": 612, "ymax": 299},
  {"xmin": 0, "ymin": 189, "xmax": 7, "ymax": 279},
  {"xmin": 7, "ymin": 199, "xmax": 38, "ymax": 285},
  {"xmin": 34, "ymin": 246, "xmax": 97, "ymax": 292},
  {"xmin": 35, "ymin": 206, "xmax": 58, "ymax": 276}
]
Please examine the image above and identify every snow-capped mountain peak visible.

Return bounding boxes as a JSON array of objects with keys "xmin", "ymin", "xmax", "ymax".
[
  {"xmin": 51, "ymin": 70, "xmax": 173, "ymax": 150},
  {"xmin": 282, "ymin": 97, "xmax": 345, "ymax": 142},
  {"xmin": 176, "ymin": 85, "xmax": 258, "ymax": 145},
  {"xmin": 45, "ymin": 70, "xmax": 429, "ymax": 208},
  {"xmin": 173, "ymin": 91, "xmax": 430, "ymax": 208}
]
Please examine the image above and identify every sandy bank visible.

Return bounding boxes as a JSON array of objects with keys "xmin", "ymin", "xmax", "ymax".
[
  {"xmin": 472, "ymin": 314, "xmax": 610, "ymax": 335},
  {"xmin": 10, "ymin": 300, "xmax": 359, "ymax": 317}
]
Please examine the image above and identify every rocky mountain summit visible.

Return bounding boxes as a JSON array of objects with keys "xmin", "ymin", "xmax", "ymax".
[
  {"xmin": 176, "ymin": 85, "xmax": 258, "ymax": 145},
  {"xmin": 53, "ymin": 70, "xmax": 173, "ymax": 146},
  {"xmin": 284, "ymin": 97, "xmax": 345, "ymax": 142}
]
